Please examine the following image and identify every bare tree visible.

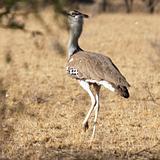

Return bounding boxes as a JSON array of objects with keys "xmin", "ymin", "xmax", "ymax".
[
  {"xmin": 124, "ymin": 0, "xmax": 159, "ymax": 13},
  {"xmin": 124, "ymin": 0, "xmax": 133, "ymax": 13},
  {"xmin": 92, "ymin": 0, "xmax": 109, "ymax": 14},
  {"xmin": 145, "ymin": 0, "xmax": 157, "ymax": 13}
]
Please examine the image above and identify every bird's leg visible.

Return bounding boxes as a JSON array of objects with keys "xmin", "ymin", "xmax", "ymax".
[
  {"xmin": 79, "ymin": 80, "xmax": 96, "ymax": 132},
  {"xmin": 90, "ymin": 84, "xmax": 100, "ymax": 143}
]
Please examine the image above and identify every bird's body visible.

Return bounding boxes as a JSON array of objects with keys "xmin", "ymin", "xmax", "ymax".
[
  {"xmin": 65, "ymin": 10, "xmax": 130, "ymax": 143},
  {"xmin": 67, "ymin": 51, "xmax": 130, "ymax": 89}
]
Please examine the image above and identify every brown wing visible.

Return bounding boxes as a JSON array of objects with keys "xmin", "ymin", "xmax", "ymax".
[{"xmin": 67, "ymin": 51, "xmax": 130, "ymax": 87}]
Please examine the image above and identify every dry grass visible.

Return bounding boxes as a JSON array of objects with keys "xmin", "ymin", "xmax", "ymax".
[{"xmin": 0, "ymin": 8, "xmax": 160, "ymax": 159}]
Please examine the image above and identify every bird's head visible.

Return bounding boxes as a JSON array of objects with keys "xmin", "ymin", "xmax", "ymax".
[{"xmin": 63, "ymin": 10, "xmax": 89, "ymax": 28}]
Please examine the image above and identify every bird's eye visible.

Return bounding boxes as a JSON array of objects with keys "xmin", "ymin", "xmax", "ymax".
[
  {"xmin": 72, "ymin": 13, "xmax": 77, "ymax": 16},
  {"xmin": 71, "ymin": 11, "xmax": 80, "ymax": 17}
]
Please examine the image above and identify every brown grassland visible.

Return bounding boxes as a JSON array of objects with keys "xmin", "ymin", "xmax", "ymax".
[{"xmin": 0, "ymin": 8, "xmax": 160, "ymax": 160}]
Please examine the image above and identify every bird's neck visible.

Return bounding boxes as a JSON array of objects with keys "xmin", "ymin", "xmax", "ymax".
[{"xmin": 68, "ymin": 24, "xmax": 83, "ymax": 59}]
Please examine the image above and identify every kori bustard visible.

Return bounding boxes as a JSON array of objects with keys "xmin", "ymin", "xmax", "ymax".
[{"xmin": 66, "ymin": 10, "xmax": 130, "ymax": 142}]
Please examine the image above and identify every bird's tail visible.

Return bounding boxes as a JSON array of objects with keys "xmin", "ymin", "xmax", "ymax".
[{"xmin": 116, "ymin": 85, "xmax": 129, "ymax": 98}]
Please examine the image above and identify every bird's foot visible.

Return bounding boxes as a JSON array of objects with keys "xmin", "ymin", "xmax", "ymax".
[{"xmin": 83, "ymin": 121, "xmax": 89, "ymax": 132}]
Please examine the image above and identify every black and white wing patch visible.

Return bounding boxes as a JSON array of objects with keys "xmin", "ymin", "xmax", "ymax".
[
  {"xmin": 68, "ymin": 67, "xmax": 78, "ymax": 75},
  {"xmin": 66, "ymin": 67, "xmax": 80, "ymax": 79}
]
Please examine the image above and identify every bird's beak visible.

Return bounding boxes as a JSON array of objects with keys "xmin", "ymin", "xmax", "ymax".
[{"xmin": 82, "ymin": 13, "xmax": 89, "ymax": 18}]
